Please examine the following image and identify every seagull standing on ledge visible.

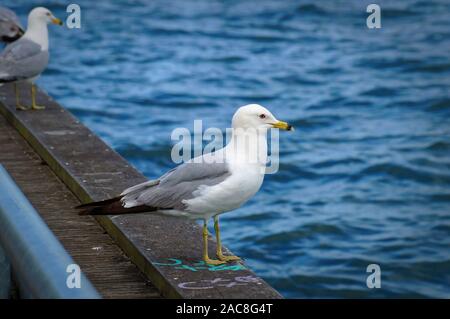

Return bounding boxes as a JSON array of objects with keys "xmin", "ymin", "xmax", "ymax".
[
  {"xmin": 77, "ymin": 104, "xmax": 293, "ymax": 265},
  {"xmin": 0, "ymin": 7, "xmax": 62, "ymax": 110},
  {"xmin": 0, "ymin": 6, "xmax": 24, "ymax": 43}
]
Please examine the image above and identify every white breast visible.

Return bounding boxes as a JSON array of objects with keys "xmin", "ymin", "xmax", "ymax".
[
  {"xmin": 182, "ymin": 128, "xmax": 268, "ymax": 220},
  {"xmin": 183, "ymin": 162, "xmax": 265, "ymax": 217}
]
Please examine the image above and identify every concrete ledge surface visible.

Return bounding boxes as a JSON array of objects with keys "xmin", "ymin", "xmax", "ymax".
[{"xmin": 0, "ymin": 83, "xmax": 282, "ymax": 299}]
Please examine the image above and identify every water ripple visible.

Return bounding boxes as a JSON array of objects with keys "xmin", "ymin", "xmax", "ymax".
[{"xmin": 6, "ymin": 0, "xmax": 449, "ymax": 298}]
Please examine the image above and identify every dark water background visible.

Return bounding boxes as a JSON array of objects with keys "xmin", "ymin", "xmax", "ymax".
[{"xmin": 4, "ymin": 0, "xmax": 450, "ymax": 298}]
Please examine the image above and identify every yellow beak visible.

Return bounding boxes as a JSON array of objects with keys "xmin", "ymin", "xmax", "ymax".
[
  {"xmin": 52, "ymin": 18, "xmax": 63, "ymax": 26},
  {"xmin": 272, "ymin": 120, "xmax": 294, "ymax": 131}
]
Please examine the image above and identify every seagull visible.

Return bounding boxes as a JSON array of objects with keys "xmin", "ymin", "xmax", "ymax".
[
  {"xmin": 0, "ymin": 7, "xmax": 62, "ymax": 110},
  {"xmin": 77, "ymin": 104, "xmax": 294, "ymax": 265},
  {"xmin": 0, "ymin": 6, "xmax": 24, "ymax": 44}
]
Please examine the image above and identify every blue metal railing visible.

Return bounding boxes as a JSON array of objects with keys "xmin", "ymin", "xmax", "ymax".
[
  {"xmin": 0, "ymin": 245, "xmax": 10, "ymax": 298},
  {"xmin": 0, "ymin": 165, "xmax": 100, "ymax": 299}
]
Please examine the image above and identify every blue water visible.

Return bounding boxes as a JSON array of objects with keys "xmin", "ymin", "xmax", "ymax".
[{"xmin": 5, "ymin": 0, "xmax": 450, "ymax": 298}]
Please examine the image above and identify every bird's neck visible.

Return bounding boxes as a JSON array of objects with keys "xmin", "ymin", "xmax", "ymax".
[
  {"xmin": 225, "ymin": 128, "xmax": 268, "ymax": 167},
  {"xmin": 23, "ymin": 19, "xmax": 49, "ymax": 50}
]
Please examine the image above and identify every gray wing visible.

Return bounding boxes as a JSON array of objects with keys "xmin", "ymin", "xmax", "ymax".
[
  {"xmin": 0, "ymin": 39, "xmax": 49, "ymax": 82},
  {"xmin": 0, "ymin": 7, "xmax": 23, "ymax": 41},
  {"xmin": 121, "ymin": 162, "xmax": 231, "ymax": 210},
  {"xmin": 0, "ymin": 7, "xmax": 22, "ymax": 27}
]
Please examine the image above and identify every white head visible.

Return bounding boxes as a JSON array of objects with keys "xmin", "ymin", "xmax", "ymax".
[
  {"xmin": 231, "ymin": 104, "xmax": 293, "ymax": 131},
  {"xmin": 28, "ymin": 7, "xmax": 63, "ymax": 26}
]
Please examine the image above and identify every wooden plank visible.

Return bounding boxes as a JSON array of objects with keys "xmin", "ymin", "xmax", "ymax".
[
  {"xmin": 0, "ymin": 82, "xmax": 282, "ymax": 299},
  {"xmin": 0, "ymin": 113, "xmax": 161, "ymax": 299}
]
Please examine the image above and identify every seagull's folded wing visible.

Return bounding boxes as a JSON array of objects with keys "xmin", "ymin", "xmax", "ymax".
[
  {"xmin": 0, "ymin": 39, "xmax": 49, "ymax": 82},
  {"xmin": 121, "ymin": 161, "xmax": 231, "ymax": 210}
]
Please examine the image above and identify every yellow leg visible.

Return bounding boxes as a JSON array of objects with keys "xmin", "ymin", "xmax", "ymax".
[
  {"xmin": 214, "ymin": 215, "xmax": 241, "ymax": 262},
  {"xmin": 31, "ymin": 84, "xmax": 45, "ymax": 110},
  {"xmin": 14, "ymin": 83, "xmax": 28, "ymax": 110},
  {"xmin": 203, "ymin": 219, "xmax": 225, "ymax": 265}
]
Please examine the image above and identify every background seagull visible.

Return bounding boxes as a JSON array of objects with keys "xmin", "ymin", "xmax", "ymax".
[
  {"xmin": 77, "ymin": 104, "xmax": 293, "ymax": 265},
  {"xmin": 0, "ymin": 6, "xmax": 24, "ymax": 44},
  {"xmin": 0, "ymin": 7, "xmax": 62, "ymax": 110}
]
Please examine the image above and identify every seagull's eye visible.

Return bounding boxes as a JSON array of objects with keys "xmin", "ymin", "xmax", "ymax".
[
  {"xmin": 46, "ymin": 12, "xmax": 51, "ymax": 16},
  {"xmin": 259, "ymin": 114, "xmax": 266, "ymax": 119}
]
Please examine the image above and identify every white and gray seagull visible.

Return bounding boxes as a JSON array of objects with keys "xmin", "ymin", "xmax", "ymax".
[
  {"xmin": 0, "ymin": 6, "xmax": 24, "ymax": 43},
  {"xmin": 77, "ymin": 104, "xmax": 294, "ymax": 265},
  {"xmin": 0, "ymin": 7, "xmax": 62, "ymax": 110}
]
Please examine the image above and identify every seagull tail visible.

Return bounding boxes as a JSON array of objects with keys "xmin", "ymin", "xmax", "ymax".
[{"xmin": 75, "ymin": 196, "xmax": 157, "ymax": 216}]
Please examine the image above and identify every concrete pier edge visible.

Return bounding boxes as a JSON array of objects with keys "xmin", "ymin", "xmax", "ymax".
[{"xmin": 0, "ymin": 83, "xmax": 282, "ymax": 299}]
